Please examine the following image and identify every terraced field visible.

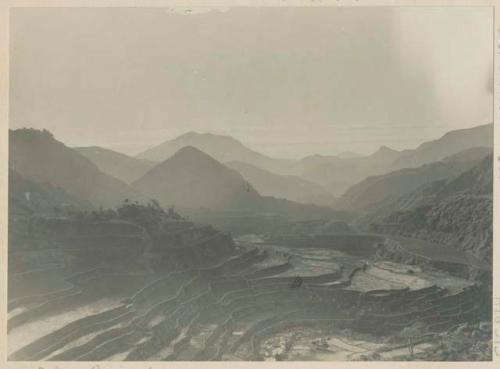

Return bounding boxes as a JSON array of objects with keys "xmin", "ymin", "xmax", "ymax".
[{"xmin": 8, "ymin": 237, "xmax": 490, "ymax": 361}]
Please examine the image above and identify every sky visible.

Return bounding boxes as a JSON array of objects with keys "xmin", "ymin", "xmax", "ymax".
[{"xmin": 10, "ymin": 6, "xmax": 493, "ymax": 158}]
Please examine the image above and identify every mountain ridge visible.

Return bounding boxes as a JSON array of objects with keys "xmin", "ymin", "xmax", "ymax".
[
  {"xmin": 9, "ymin": 128, "xmax": 142, "ymax": 208},
  {"xmin": 133, "ymin": 146, "xmax": 335, "ymax": 216},
  {"xmin": 136, "ymin": 131, "xmax": 294, "ymax": 174},
  {"xmin": 225, "ymin": 160, "xmax": 336, "ymax": 206},
  {"xmin": 334, "ymin": 147, "xmax": 491, "ymax": 212},
  {"xmin": 368, "ymin": 155, "xmax": 493, "ymax": 262},
  {"xmin": 75, "ymin": 146, "xmax": 156, "ymax": 183},
  {"xmin": 390, "ymin": 123, "xmax": 493, "ymax": 170},
  {"xmin": 133, "ymin": 146, "xmax": 264, "ymax": 212}
]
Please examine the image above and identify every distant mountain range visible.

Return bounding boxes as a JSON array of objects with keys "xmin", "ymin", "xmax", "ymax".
[
  {"xmin": 390, "ymin": 153, "xmax": 493, "ymax": 212},
  {"xmin": 441, "ymin": 146, "xmax": 492, "ymax": 165},
  {"xmin": 133, "ymin": 146, "xmax": 262, "ymax": 211},
  {"xmin": 8, "ymin": 123, "xmax": 493, "ymax": 217},
  {"xmin": 131, "ymin": 123, "xmax": 494, "ymax": 197},
  {"xmin": 136, "ymin": 131, "xmax": 293, "ymax": 174},
  {"xmin": 9, "ymin": 129, "xmax": 142, "ymax": 208},
  {"xmin": 337, "ymin": 151, "xmax": 362, "ymax": 159},
  {"xmin": 292, "ymin": 146, "xmax": 402, "ymax": 195},
  {"xmin": 389, "ymin": 123, "xmax": 493, "ymax": 170},
  {"xmin": 133, "ymin": 146, "xmax": 335, "ymax": 216},
  {"xmin": 8, "ymin": 124, "xmax": 493, "ymax": 268},
  {"xmin": 75, "ymin": 143, "xmax": 336, "ymax": 207},
  {"xmin": 75, "ymin": 146, "xmax": 156, "ymax": 183},
  {"xmin": 334, "ymin": 147, "xmax": 491, "ymax": 211},
  {"xmin": 9, "ymin": 129, "xmax": 335, "ymax": 216},
  {"xmin": 225, "ymin": 161, "xmax": 336, "ymax": 207}
]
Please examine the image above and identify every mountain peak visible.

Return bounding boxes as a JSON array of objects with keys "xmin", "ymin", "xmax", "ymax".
[
  {"xmin": 174, "ymin": 144, "xmax": 206, "ymax": 155},
  {"xmin": 175, "ymin": 131, "xmax": 239, "ymax": 143},
  {"xmin": 133, "ymin": 145, "xmax": 263, "ymax": 211},
  {"xmin": 440, "ymin": 122, "xmax": 492, "ymax": 140},
  {"xmin": 136, "ymin": 131, "xmax": 291, "ymax": 173},
  {"xmin": 392, "ymin": 123, "xmax": 493, "ymax": 170},
  {"xmin": 10, "ymin": 128, "xmax": 55, "ymax": 143},
  {"xmin": 10, "ymin": 129, "xmax": 141, "ymax": 207},
  {"xmin": 75, "ymin": 146, "xmax": 156, "ymax": 183},
  {"xmin": 169, "ymin": 145, "xmax": 217, "ymax": 162},
  {"xmin": 371, "ymin": 145, "xmax": 398, "ymax": 157},
  {"xmin": 378, "ymin": 145, "xmax": 395, "ymax": 153}
]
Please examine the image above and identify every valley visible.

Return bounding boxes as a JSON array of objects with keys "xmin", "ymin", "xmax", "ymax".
[
  {"xmin": 7, "ymin": 206, "xmax": 491, "ymax": 361},
  {"xmin": 7, "ymin": 125, "xmax": 493, "ymax": 361},
  {"xmin": 7, "ymin": 7, "xmax": 494, "ymax": 363}
]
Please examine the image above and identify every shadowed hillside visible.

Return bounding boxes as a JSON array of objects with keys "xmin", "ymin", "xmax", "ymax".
[
  {"xmin": 133, "ymin": 146, "xmax": 336, "ymax": 217},
  {"xmin": 293, "ymin": 146, "xmax": 401, "ymax": 196},
  {"xmin": 441, "ymin": 147, "xmax": 492, "ymax": 165},
  {"xmin": 9, "ymin": 169, "xmax": 92, "ymax": 216},
  {"xmin": 369, "ymin": 155, "xmax": 493, "ymax": 262},
  {"xmin": 133, "ymin": 146, "xmax": 263, "ymax": 212},
  {"xmin": 75, "ymin": 146, "xmax": 156, "ymax": 183},
  {"xmin": 334, "ymin": 147, "xmax": 491, "ymax": 211},
  {"xmin": 390, "ymin": 124, "xmax": 493, "ymax": 170},
  {"xmin": 226, "ymin": 161, "xmax": 336, "ymax": 206},
  {"xmin": 286, "ymin": 125, "xmax": 492, "ymax": 196},
  {"xmin": 10, "ymin": 129, "xmax": 142, "ymax": 208}
]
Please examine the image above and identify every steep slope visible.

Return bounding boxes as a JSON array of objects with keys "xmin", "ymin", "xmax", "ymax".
[
  {"xmin": 225, "ymin": 161, "xmax": 336, "ymax": 206},
  {"xmin": 136, "ymin": 131, "xmax": 293, "ymax": 174},
  {"xmin": 8, "ymin": 169, "xmax": 93, "ymax": 252},
  {"xmin": 133, "ymin": 146, "xmax": 336, "ymax": 217},
  {"xmin": 9, "ymin": 169, "xmax": 91, "ymax": 216},
  {"xmin": 133, "ymin": 146, "xmax": 263, "ymax": 212},
  {"xmin": 294, "ymin": 146, "xmax": 401, "ymax": 195},
  {"xmin": 390, "ymin": 154, "xmax": 492, "ymax": 211},
  {"xmin": 9, "ymin": 129, "xmax": 142, "ymax": 208},
  {"xmin": 334, "ymin": 148, "xmax": 488, "ymax": 211},
  {"xmin": 391, "ymin": 123, "xmax": 492, "ymax": 170},
  {"xmin": 368, "ymin": 155, "xmax": 493, "ymax": 262},
  {"xmin": 441, "ymin": 146, "xmax": 492, "ymax": 165},
  {"xmin": 288, "ymin": 124, "xmax": 491, "ymax": 195},
  {"xmin": 75, "ymin": 146, "xmax": 156, "ymax": 183}
]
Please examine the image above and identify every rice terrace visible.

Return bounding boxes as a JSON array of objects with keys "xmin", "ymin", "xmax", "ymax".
[{"xmin": 6, "ymin": 5, "xmax": 494, "ymax": 362}]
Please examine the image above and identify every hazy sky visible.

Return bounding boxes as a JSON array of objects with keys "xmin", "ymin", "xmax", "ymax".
[{"xmin": 10, "ymin": 7, "xmax": 493, "ymax": 158}]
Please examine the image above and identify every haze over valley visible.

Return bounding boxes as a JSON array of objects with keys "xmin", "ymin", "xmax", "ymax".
[
  {"xmin": 8, "ymin": 121, "xmax": 493, "ymax": 361},
  {"xmin": 8, "ymin": 6, "xmax": 493, "ymax": 363}
]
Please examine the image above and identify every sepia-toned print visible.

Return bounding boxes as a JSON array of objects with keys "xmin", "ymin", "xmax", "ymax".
[{"xmin": 6, "ymin": 5, "xmax": 494, "ymax": 362}]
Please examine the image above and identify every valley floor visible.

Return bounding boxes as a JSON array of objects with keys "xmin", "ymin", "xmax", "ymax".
[{"xmin": 7, "ymin": 232, "xmax": 491, "ymax": 361}]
